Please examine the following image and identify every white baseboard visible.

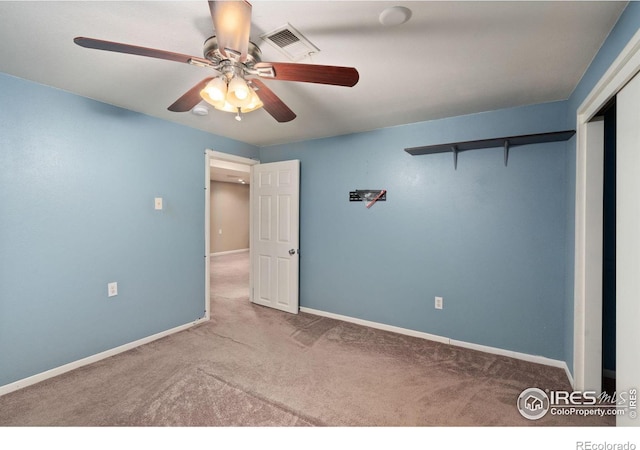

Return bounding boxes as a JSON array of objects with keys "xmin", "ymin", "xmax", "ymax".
[
  {"xmin": 300, "ymin": 306, "xmax": 574, "ymax": 388},
  {"xmin": 450, "ymin": 338, "xmax": 574, "ymax": 389},
  {"xmin": 0, "ymin": 317, "xmax": 208, "ymax": 397},
  {"xmin": 210, "ymin": 248, "xmax": 249, "ymax": 257},
  {"xmin": 300, "ymin": 307, "xmax": 449, "ymax": 344}
]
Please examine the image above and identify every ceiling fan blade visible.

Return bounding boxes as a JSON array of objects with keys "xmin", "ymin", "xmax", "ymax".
[
  {"xmin": 168, "ymin": 77, "xmax": 214, "ymax": 112},
  {"xmin": 73, "ymin": 37, "xmax": 213, "ymax": 67},
  {"xmin": 254, "ymin": 62, "xmax": 359, "ymax": 87},
  {"xmin": 209, "ymin": 0, "xmax": 251, "ymax": 62},
  {"xmin": 250, "ymin": 79, "xmax": 296, "ymax": 123}
]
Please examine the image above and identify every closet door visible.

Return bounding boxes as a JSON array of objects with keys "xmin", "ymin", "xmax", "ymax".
[{"xmin": 616, "ymin": 71, "xmax": 640, "ymax": 426}]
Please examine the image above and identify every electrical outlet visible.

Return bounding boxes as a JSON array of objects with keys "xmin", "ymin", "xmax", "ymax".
[
  {"xmin": 108, "ymin": 282, "xmax": 118, "ymax": 297},
  {"xmin": 435, "ymin": 296, "xmax": 443, "ymax": 310},
  {"xmin": 154, "ymin": 197, "xmax": 163, "ymax": 210}
]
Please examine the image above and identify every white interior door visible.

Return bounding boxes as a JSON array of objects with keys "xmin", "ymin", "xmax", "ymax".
[
  {"xmin": 616, "ymin": 71, "xmax": 640, "ymax": 427},
  {"xmin": 250, "ymin": 160, "xmax": 300, "ymax": 314}
]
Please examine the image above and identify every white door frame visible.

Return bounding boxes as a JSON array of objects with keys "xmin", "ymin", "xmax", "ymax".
[
  {"xmin": 573, "ymin": 28, "xmax": 640, "ymax": 390},
  {"xmin": 205, "ymin": 149, "xmax": 259, "ymax": 319}
]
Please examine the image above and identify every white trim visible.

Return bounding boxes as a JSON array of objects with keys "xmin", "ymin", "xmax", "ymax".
[
  {"xmin": 205, "ymin": 151, "xmax": 211, "ymax": 321},
  {"xmin": 249, "ymin": 165, "xmax": 255, "ymax": 303},
  {"xmin": 206, "ymin": 150, "xmax": 259, "ymax": 166},
  {"xmin": 300, "ymin": 307, "xmax": 573, "ymax": 386},
  {"xmin": 300, "ymin": 307, "xmax": 449, "ymax": 344},
  {"xmin": 451, "ymin": 339, "xmax": 574, "ymax": 388},
  {"xmin": 210, "ymin": 248, "xmax": 249, "ymax": 257},
  {"xmin": 565, "ymin": 364, "xmax": 575, "ymax": 390},
  {"xmin": 573, "ymin": 28, "xmax": 640, "ymax": 391},
  {"xmin": 576, "ymin": 29, "xmax": 640, "ymax": 123},
  {"xmin": 0, "ymin": 317, "xmax": 207, "ymax": 397},
  {"xmin": 573, "ymin": 120, "xmax": 605, "ymax": 392}
]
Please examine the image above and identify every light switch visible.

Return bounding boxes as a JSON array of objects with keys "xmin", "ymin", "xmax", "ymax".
[{"xmin": 154, "ymin": 197, "xmax": 163, "ymax": 210}]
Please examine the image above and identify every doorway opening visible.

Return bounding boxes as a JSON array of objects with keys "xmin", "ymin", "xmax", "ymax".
[
  {"xmin": 598, "ymin": 98, "xmax": 616, "ymax": 397},
  {"xmin": 205, "ymin": 150, "xmax": 258, "ymax": 319}
]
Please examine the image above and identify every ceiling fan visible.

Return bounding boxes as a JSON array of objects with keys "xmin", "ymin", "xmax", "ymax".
[{"xmin": 74, "ymin": 0, "xmax": 359, "ymax": 123}]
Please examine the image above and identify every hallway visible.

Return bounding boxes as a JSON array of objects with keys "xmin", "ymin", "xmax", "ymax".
[{"xmin": 210, "ymin": 251, "xmax": 249, "ymax": 301}]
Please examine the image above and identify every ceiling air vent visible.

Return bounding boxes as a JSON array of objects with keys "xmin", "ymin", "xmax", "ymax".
[{"xmin": 260, "ymin": 24, "xmax": 320, "ymax": 62}]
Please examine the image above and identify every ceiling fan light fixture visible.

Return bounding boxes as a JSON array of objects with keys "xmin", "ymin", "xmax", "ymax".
[
  {"xmin": 244, "ymin": 88, "xmax": 264, "ymax": 111},
  {"xmin": 200, "ymin": 75, "xmax": 262, "ymax": 115},
  {"xmin": 75, "ymin": 0, "xmax": 360, "ymax": 125},
  {"xmin": 209, "ymin": 92, "xmax": 262, "ymax": 115},
  {"xmin": 200, "ymin": 76, "xmax": 227, "ymax": 104},
  {"xmin": 227, "ymin": 76, "xmax": 251, "ymax": 107}
]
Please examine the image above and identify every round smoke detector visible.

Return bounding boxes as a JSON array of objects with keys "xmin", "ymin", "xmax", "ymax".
[
  {"xmin": 379, "ymin": 6, "xmax": 412, "ymax": 27},
  {"xmin": 192, "ymin": 104, "xmax": 209, "ymax": 116}
]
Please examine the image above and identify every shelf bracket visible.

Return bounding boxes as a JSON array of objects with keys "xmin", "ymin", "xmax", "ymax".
[
  {"xmin": 452, "ymin": 145, "xmax": 458, "ymax": 170},
  {"xmin": 504, "ymin": 140, "xmax": 510, "ymax": 167}
]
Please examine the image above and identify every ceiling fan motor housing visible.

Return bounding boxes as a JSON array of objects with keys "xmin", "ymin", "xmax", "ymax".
[{"xmin": 203, "ymin": 35, "xmax": 262, "ymax": 67}]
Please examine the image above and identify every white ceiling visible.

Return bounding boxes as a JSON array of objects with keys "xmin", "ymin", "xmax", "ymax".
[
  {"xmin": 0, "ymin": 1, "xmax": 627, "ymax": 147},
  {"xmin": 210, "ymin": 158, "xmax": 251, "ymax": 184}
]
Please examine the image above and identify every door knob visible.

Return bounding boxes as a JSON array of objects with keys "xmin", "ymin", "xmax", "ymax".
[{"xmin": 289, "ymin": 249, "xmax": 296, "ymax": 255}]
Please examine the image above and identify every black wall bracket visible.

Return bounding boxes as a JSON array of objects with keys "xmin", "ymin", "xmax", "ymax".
[
  {"xmin": 350, "ymin": 190, "xmax": 387, "ymax": 208},
  {"xmin": 404, "ymin": 130, "xmax": 575, "ymax": 169}
]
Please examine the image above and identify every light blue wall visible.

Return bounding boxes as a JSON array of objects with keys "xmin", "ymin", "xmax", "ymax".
[
  {"xmin": 260, "ymin": 101, "xmax": 570, "ymax": 360},
  {"xmin": 0, "ymin": 73, "xmax": 258, "ymax": 387},
  {"xmin": 562, "ymin": 2, "xmax": 640, "ymax": 374},
  {"xmin": 3, "ymin": 3, "xmax": 638, "ymax": 389},
  {"xmin": 260, "ymin": 2, "xmax": 640, "ymax": 369},
  {"xmin": 567, "ymin": 2, "xmax": 640, "ymax": 125}
]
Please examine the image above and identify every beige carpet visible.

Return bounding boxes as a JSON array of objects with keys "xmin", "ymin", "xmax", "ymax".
[{"xmin": 0, "ymin": 251, "xmax": 613, "ymax": 426}]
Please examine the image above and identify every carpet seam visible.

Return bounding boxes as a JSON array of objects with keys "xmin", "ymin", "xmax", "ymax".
[{"xmin": 196, "ymin": 368, "xmax": 326, "ymax": 427}]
